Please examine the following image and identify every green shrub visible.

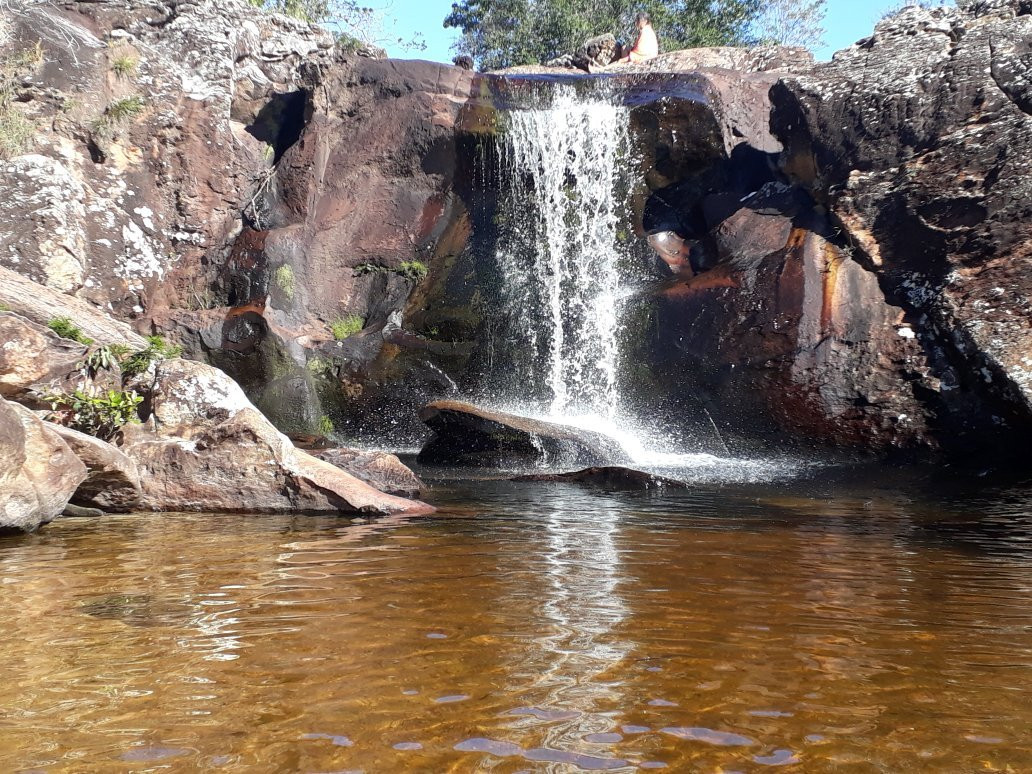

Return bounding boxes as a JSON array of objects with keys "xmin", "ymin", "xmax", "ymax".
[
  {"xmin": 399, "ymin": 260, "xmax": 428, "ymax": 282},
  {"xmin": 121, "ymin": 335, "xmax": 182, "ymax": 378},
  {"xmin": 274, "ymin": 264, "xmax": 296, "ymax": 300},
  {"xmin": 93, "ymin": 95, "xmax": 145, "ymax": 137},
  {"xmin": 48, "ymin": 317, "xmax": 94, "ymax": 346},
  {"xmin": 80, "ymin": 344, "xmax": 123, "ymax": 376},
  {"xmin": 330, "ymin": 315, "xmax": 363, "ymax": 341},
  {"xmin": 111, "ymin": 56, "xmax": 138, "ymax": 78},
  {"xmin": 105, "ymin": 96, "xmax": 145, "ymax": 122},
  {"xmin": 45, "ymin": 389, "xmax": 142, "ymax": 441},
  {"xmin": 318, "ymin": 415, "xmax": 334, "ymax": 435}
]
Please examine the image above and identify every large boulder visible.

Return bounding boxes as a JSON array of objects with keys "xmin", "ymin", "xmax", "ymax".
[
  {"xmin": 417, "ymin": 400, "xmax": 629, "ymax": 467},
  {"xmin": 121, "ymin": 358, "xmax": 433, "ymax": 515},
  {"xmin": 768, "ymin": 0, "xmax": 1032, "ymax": 454},
  {"xmin": 45, "ymin": 423, "xmax": 142, "ymax": 511},
  {"xmin": 0, "ymin": 311, "xmax": 87, "ymax": 403},
  {"xmin": 314, "ymin": 448, "xmax": 425, "ymax": 498},
  {"xmin": 0, "ymin": 397, "xmax": 87, "ymax": 531}
]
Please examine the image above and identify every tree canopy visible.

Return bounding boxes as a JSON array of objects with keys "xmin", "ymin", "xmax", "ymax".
[{"xmin": 444, "ymin": 0, "xmax": 765, "ymax": 70}]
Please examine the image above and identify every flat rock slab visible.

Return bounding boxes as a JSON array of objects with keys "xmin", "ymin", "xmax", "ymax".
[
  {"xmin": 513, "ymin": 466, "xmax": 688, "ymax": 490},
  {"xmin": 315, "ymin": 448, "xmax": 425, "ymax": 498},
  {"xmin": 417, "ymin": 400, "xmax": 629, "ymax": 467}
]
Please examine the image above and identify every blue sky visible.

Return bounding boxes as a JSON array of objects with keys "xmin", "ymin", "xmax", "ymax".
[{"xmin": 379, "ymin": 1, "xmax": 918, "ymax": 62}]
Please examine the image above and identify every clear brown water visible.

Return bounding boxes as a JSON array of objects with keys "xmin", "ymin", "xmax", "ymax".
[{"xmin": 2, "ymin": 464, "xmax": 1031, "ymax": 772}]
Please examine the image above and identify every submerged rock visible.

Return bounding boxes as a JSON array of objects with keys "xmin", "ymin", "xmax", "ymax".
[
  {"xmin": 315, "ymin": 448, "xmax": 425, "ymax": 498},
  {"xmin": 513, "ymin": 466, "xmax": 688, "ymax": 490},
  {"xmin": 417, "ymin": 401, "xmax": 628, "ymax": 467},
  {"xmin": 0, "ymin": 398, "xmax": 87, "ymax": 532},
  {"xmin": 46, "ymin": 423, "xmax": 142, "ymax": 512},
  {"xmin": 121, "ymin": 359, "xmax": 433, "ymax": 515}
]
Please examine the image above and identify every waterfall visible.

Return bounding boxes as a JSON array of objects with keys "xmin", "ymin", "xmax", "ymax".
[{"xmin": 491, "ymin": 83, "xmax": 631, "ymax": 421}]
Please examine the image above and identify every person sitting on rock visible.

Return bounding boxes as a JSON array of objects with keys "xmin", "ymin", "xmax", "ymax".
[{"xmin": 618, "ymin": 12, "xmax": 659, "ymax": 64}]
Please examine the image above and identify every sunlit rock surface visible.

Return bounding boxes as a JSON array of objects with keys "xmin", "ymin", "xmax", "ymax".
[
  {"xmin": 0, "ymin": 397, "xmax": 86, "ymax": 532},
  {"xmin": 121, "ymin": 358, "xmax": 433, "ymax": 515}
]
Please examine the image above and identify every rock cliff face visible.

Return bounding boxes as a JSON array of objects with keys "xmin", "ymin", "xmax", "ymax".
[
  {"xmin": 764, "ymin": 0, "xmax": 1032, "ymax": 455},
  {"xmin": 2, "ymin": 0, "xmax": 1029, "ymax": 467},
  {"xmin": 0, "ymin": 0, "xmax": 331, "ymax": 314}
]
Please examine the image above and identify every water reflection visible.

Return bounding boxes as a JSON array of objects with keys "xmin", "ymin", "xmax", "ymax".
[{"xmin": 0, "ymin": 476, "xmax": 1029, "ymax": 772}]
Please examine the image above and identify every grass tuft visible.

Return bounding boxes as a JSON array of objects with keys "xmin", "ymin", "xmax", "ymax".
[{"xmin": 330, "ymin": 315, "xmax": 363, "ymax": 341}]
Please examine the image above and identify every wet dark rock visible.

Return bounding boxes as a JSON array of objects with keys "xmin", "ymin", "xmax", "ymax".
[
  {"xmin": 513, "ymin": 466, "xmax": 688, "ymax": 490},
  {"xmin": 417, "ymin": 401, "xmax": 629, "ymax": 467},
  {"xmin": 63, "ymin": 503, "xmax": 105, "ymax": 518},
  {"xmin": 765, "ymin": 0, "xmax": 1032, "ymax": 455}
]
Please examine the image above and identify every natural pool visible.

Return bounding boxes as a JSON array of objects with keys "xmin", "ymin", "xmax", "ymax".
[{"xmin": 2, "ymin": 462, "xmax": 1031, "ymax": 772}]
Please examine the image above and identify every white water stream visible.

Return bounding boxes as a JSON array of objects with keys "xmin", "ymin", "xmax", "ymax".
[
  {"xmin": 487, "ymin": 83, "xmax": 788, "ymax": 478},
  {"xmin": 494, "ymin": 84, "xmax": 629, "ymax": 420}
]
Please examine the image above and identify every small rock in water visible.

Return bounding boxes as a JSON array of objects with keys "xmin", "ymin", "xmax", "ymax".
[
  {"xmin": 434, "ymin": 694, "xmax": 470, "ymax": 703},
  {"xmin": 513, "ymin": 466, "xmax": 688, "ymax": 490},
  {"xmin": 753, "ymin": 748, "xmax": 801, "ymax": 766},
  {"xmin": 660, "ymin": 726, "xmax": 756, "ymax": 746},
  {"xmin": 393, "ymin": 741, "xmax": 423, "ymax": 750}
]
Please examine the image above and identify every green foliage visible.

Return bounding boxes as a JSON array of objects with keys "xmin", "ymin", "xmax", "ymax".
[
  {"xmin": 45, "ymin": 389, "xmax": 143, "ymax": 441},
  {"xmin": 48, "ymin": 317, "xmax": 94, "ymax": 346},
  {"xmin": 318, "ymin": 414, "xmax": 335, "ymax": 435},
  {"xmin": 0, "ymin": 303, "xmax": 9, "ymax": 312},
  {"xmin": 399, "ymin": 260, "xmax": 429, "ymax": 282},
  {"xmin": 444, "ymin": 0, "xmax": 762, "ymax": 70},
  {"xmin": 121, "ymin": 335, "xmax": 182, "ymax": 379},
  {"xmin": 0, "ymin": 106, "xmax": 33, "ymax": 159},
  {"xmin": 81, "ymin": 344, "xmax": 124, "ymax": 377},
  {"xmin": 93, "ymin": 96, "xmax": 145, "ymax": 137},
  {"xmin": 111, "ymin": 55, "xmax": 138, "ymax": 79},
  {"xmin": 330, "ymin": 315, "xmax": 364, "ymax": 341},
  {"xmin": 753, "ymin": 0, "xmax": 826, "ymax": 49},
  {"xmin": 105, "ymin": 96, "xmax": 145, "ymax": 122},
  {"xmin": 274, "ymin": 264, "xmax": 296, "ymax": 300}
]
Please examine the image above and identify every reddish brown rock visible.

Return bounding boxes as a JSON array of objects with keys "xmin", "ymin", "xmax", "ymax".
[
  {"xmin": 121, "ymin": 358, "xmax": 433, "ymax": 515},
  {"xmin": 0, "ymin": 311, "xmax": 87, "ymax": 403},
  {"xmin": 0, "ymin": 397, "xmax": 87, "ymax": 532},
  {"xmin": 45, "ymin": 423, "xmax": 142, "ymax": 511},
  {"xmin": 768, "ymin": 0, "xmax": 1032, "ymax": 453},
  {"xmin": 315, "ymin": 448, "xmax": 425, "ymax": 498}
]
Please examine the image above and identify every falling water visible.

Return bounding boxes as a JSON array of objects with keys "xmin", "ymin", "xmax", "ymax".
[{"xmin": 492, "ymin": 83, "xmax": 631, "ymax": 421}]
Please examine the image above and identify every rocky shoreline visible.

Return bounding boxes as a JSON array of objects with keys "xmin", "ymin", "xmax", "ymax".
[{"xmin": 2, "ymin": 0, "xmax": 1031, "ymax": 530}]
